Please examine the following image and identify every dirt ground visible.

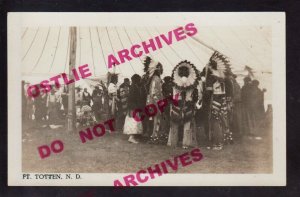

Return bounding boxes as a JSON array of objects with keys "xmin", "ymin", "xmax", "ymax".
[{"xmin": 22, "ymin": 119, "xmax": 272, "ymax": 174}]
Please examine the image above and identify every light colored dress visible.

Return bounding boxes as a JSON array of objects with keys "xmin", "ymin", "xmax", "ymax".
[{"xmin": 123, "ymin": 115, "xmax": 143, "ymax": 135}]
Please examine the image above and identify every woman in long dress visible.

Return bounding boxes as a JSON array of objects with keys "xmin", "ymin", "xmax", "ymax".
[{"xmin": 123, "ymin": 74, "xmax": 143, "ymax": 143}]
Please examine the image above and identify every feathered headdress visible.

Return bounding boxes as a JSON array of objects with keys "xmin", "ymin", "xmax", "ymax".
[
  {"xmin": 143, "ymin": 56, "xmax": 161, "ymax": 78},
  {"xmin": 171, "ymin": 60, "xmax": 200, "ymax": 91},
  {"xmin": 208, "ymin": 51, "xmax": 232, "ymax": 78},
  {"xmin": 106, "ymin": 72, "xmax": 118, "ymax": 86}
]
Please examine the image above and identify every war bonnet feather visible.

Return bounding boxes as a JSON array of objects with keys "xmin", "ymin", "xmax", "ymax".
[
  {"xmin": 172, "ymin": 60, "xmax": 200, "ymax": 91},
  {"xmin": 208, "ymin": 51, "xmax": 232, "ymax": 78},
  {"xmin": 143, "ymin": 56, "xmax": 162, "ymax": 78}
]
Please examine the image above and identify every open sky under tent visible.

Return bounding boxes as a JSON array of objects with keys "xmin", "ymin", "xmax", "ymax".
[{"xmin": 21, "ymin": 25, "xmax": 272, "ymax": 106}]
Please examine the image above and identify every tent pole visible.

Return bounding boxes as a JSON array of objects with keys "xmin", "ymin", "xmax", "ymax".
[
  {"xmin": 67, "ymin": 27, "xmax": 77, "ymax": 132},
  {"xmin": 189, "ymin": 35, "xmax": 217, "ymax": 52}
]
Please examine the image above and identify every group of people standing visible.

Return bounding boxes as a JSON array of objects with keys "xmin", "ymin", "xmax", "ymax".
[
  {"xmin": 116, "ymin": 54, "xmax": 268, "ymax": 150},
  {"xmin": 22, "ymin": 84, "xmax": 70, "ymax": 127},
  {"xmin": 22, "ymin": 53, "xmax": 269, "ymax": 151}
]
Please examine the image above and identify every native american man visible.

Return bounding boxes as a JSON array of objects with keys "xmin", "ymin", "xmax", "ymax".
[
  {"xmin": 168, "ymin": 60, "xmax": 199, "ymax": 149},
  {"xmin": 205, "ymin": 51, "xmax": 232, "ymax": 150},
  {"xmin": 142, "ymin": 56, "xmax": 164, "ymax": 143}
]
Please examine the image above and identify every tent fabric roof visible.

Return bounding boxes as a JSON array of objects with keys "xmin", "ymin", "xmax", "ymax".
[
  {"xmin": 21, "ymin": 25, "xmax": 272, "ymax": 81},
  {"xmin": 21, "ymin": 25, "xmax": 272, "ymax": 108}
]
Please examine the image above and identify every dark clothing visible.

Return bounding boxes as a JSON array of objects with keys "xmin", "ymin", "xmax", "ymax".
[
  {"xmin": 161, "ymin": 81, "xmax": 173, "ymax": 138},
  {"xmin": 206, "ymin": 74, "xmax": 230, "ymax": 146},
  {"xmin": 162, "ymin": 81, "xmax": 173, "ymax": 98},
  {"xmin": 241, "ymin": 83, "xmax": 253, "ymax": 135},
  {"xmin": 61, "ymin": 93, "xmax": 68, "ymax": 114},
  {"xmin": 140, "ymin": 74, "xmax": 149, "ymax": 106},
  {"xmin": 225, "ymin": 76, "xmax": 242, "ymax": 138},
  {"xmin": 249, "ymin": 85, "xmax": 265, "ymax": 134},
  {"xmin": 117, "ymin": 83, "xmax": 130, "ymax": 129},
  {"xmin": 82, "ymin": 92, "xmax": 92, "ymax": 106},
  {"xmin": 250, "ymin": 86, "xmax": 265, "ymax": 119},
  {"xmin": 241, "ymin": 82, "xmax": 265, "ymax": 136},
  {"xmin": 241, "ymin": 83, "xmax": 252, "ymax": 107},
  {"xmin": 92, "ymin": 89, "xmax": 104, "ymax": 121},
  {"xmin": 118, "ymin": 83, "xmax": 130, "ymax": 115},
  {"xmin": 92, "ymin": 89, "xmax": 103, "ymax": 103},
  {"xmin": 140, "ymin": 75, "xmax": 151, "ymax": 136},
  {"xmin": 123, "ymin": 79, "xmax": 143, "ymax": 135},
  {"xmin": 170, "ymin": 89, "xmax": 198, "ymax": 124},
  {"xmin": 232, "ymin": 80, "xmax": 243, "ymax": 136},
  {"xmin": 200, "ymin": 85, "xmax": 212, "ymax": 141},
  {"xmin": 34, "ymin": 95, "xmax": 47, "ymax": 123},
  {"xmin": 127, "ymin": 84, "xmax": 143, "ymax": 112},
  {"xmin": 201, "ymin": 76, "xmax": 214, "ymax": 141},
  {"xmin": 209, "ymin": 94, "xmax": 229, "ymax": 145}
]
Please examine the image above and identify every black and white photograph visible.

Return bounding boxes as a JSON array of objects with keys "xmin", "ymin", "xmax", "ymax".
[{"xmin": 7, "ymin": 12, "xmax": 285, "ymax": 186}]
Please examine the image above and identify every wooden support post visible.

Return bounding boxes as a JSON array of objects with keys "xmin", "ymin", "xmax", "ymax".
[{"xmin": 67, "ymin": 27, "xmax": 77, "ymax": 132}]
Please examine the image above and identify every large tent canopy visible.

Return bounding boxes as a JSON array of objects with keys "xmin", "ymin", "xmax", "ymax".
[
  {"xmin": 21, "ymin": 25, "xmax": 271, "ymax": 81},
  {"xmin": 22, "ymin": 25, "xmax": 272, "ymax": 107}
]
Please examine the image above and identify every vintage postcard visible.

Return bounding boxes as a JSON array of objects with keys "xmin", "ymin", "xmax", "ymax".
[{"xmin": 8, "ymin": 12, "xmax": 286, "ymax": 186}]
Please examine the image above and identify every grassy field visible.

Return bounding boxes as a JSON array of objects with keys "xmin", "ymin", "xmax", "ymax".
[{"xmin": 22, "ymin": 120, "xmax": 272, "ymax": 174}]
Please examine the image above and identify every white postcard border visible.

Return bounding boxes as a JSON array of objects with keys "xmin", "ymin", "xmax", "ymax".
[{"xmin": 8, "ymin": 12, "xmax": 286, "ymax": 186}]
